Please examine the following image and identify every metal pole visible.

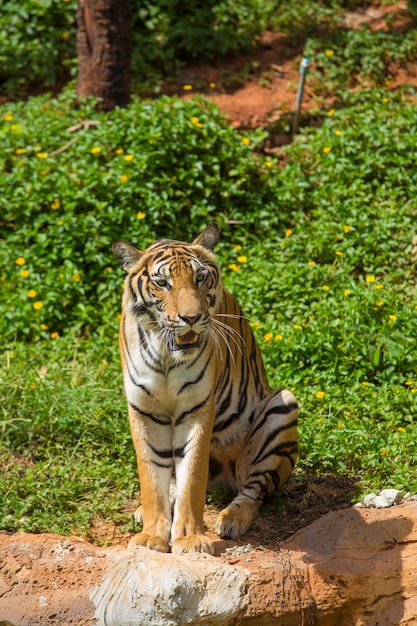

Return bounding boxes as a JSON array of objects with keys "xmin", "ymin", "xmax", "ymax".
[{"xmin": 292, "ymin": 57, "xmax": 310, "ymax": 137}]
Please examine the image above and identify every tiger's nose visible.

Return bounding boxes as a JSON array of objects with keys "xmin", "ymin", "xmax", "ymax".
[{"xmin": 179, "ymin": 314, "xmax": 202, "ymax": 326}]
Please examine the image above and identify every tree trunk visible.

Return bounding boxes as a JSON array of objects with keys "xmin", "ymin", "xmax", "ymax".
[{"xmin": 76, "ymin": 0, "xmax": 131, "ymax": 110}]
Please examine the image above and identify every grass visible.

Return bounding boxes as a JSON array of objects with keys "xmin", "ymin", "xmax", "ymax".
[{"xmin": 1, "ymin": 1, "xmax": 417, "ymax": 539}]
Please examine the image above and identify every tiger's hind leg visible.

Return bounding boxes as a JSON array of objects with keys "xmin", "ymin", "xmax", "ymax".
[{"xmin": 215, "ymin": 388, "xmax": 298, "ymax": 539}]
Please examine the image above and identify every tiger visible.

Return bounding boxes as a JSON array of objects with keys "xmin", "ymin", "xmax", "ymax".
[{"xmin": 112, "ymin": 224, "xmax": 298, "ymax": 555}]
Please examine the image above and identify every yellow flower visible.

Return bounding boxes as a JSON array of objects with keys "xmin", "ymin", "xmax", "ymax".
[
  {"xmin": 375, "ymin": 284, "xmax": 384, "ymax": 290},
  {"xmin": 389, "ymin": 315, "xmax": 397, "ymax": 322},
  {"xmin": 124, "ymin": 154, "xmax": 134, "ymax": 161},
  {"xmin": 405, "ymin": 381, "xmax": 413, "ymax": 386},
  {"xmin": 382, "ymin": 97, "xmax": 389, "ymax": 104},
  {"xmin": 119, "ymin": 174, "xmax": 129, "ymax": 182},
  {"xmin": 325, "ymin": 49, "xmax": 334, "ymax": 57},
  {"xmin": 294, "ymin": 324, "xmax": 302, "ymax": 330},
  {"xmin": 344, "ymin": 289, "xmax": 351, "ymax": 296},
  {"xmin": 50, "ymin": 331, "xmax": 59, "ymax": 339},
  {"xmin": 380, "ymin": 449, "xmax": 389, "ymax": 457},
  {"xmin": 335, "ymin": 250, "xmax": 343, "ymax": 256},
  {"xmin": 4, "ymin": 114, "xmax": 13, "ymax": 121},
  {"xmin": 397, "ymin": 426, "xmax": 405, "ymax": 433},
  {"xmin": 62, "ymin": 32, "xmax": 70, "ymax": 40},
  {"xmin": 191, "ymin": 117, "xmax": 200, "ymax": 125},
  {"xmin": 40, "ymin": 324, "xmax": 49, "ymax": 330},
  {"xmin": 315, "ymin": 391, "xmax": 325, "ymax": 399},
  {"xmin": 91, "ymin": 146, "xmax": 101, "ymax": 154},
  {"xmin": 275, "ymin": 334, "xmax": 283, "ymax": 341},
  {"xmin": 250, "ymin": 321, "xmax": 261, "ymax": 328},
  {"xmin": 115, "ymin": 148, "xmax": 124, "ymax": 154},
  {"xmin": 234, "ymin": 244, "xmax": 242, "ymax": 251},
  {"xmin": 263, "ymin": 333, "xmax": 273, "ymax": 342},
  {"xmin": 343, "ymin": 225, "xmax": 352, "ymax": 233},
  {"xmin": 20, "ymin": 269, "xmax": 29, "ymax": 278},
  {"xmin": 285, "ymin": 229, "xmax": 293, "ymax": 238},
  {"xmin": 323, "ymin": 146, "xmax": 331, "ymax": 154},
  {"xmin": 322, "ymin": 285, "xmax": 330, "ymax": 291},
  {"xmin": 338, "ymin": 421, "xmax": 344, "ymax": 428},
  {"xmin": 51, "ymin": 198, "xmax": 60, "ymax": 210},
  {"xmin": 36, "ymin": 152, "xmax": 47, "ymax": 159},
  {"xmin": 362, "ymin": 381, "xmax": 369, "ymax": 386},
  {"xmin": 72, "ymin": 273, "xmax": 81, "ymax": 282},
  {"xmin": 209, "ymin": 82, "xmax": 216, "ymax": 89},
  {"xmin": 237, "ymin": 255, "xmax": 247, "ymax": 264},
  {"xmin": 33, "ymin": 301, "xmax": 43, "ymax": 310},
  {"xmin": 16, "ymin": 148, "xmax": 26, "ymax": 155},
  {"xmin": 228, "ymin": 263, "xmax": 241, "ymax": 272},
  {"xmin": 136, "ymin": 211, "xmax": 146, "ymax": 219},
  {"xmin": 376, "ymin": 300, "xmax": 384, "ymax": 307},
  {"xmin": 307, "ymin": 261, "xmax": 316, "ymax": 267},
  {"xmin": 334, "ymin": 130, "xmax": 341, "ymax": 136},
  {"xmin": 101, "ymin": 360, "xmax": 108, "ymax": 366},
  {"xmin": 28, "ymin": 289, "xmax": 37, "ymax": 298},
  {"xmin": 365, "ymin": 275, "xmax": 375, "ymax": 283},
  {"xmin": 183, "ymin": 84, "xmax": 193, "ymax": 91},
  {"xmin": 328, "ymin": 109, "xmax": 335, "ymax": 116},
  {"xmin": 264, "ymin": 161, "xmax": 273, "ymax": 168},
  {"xmin": 30, "ymin": 384, "xmax": 37, "ymax": 389},
  {"xmin": 16, "ymin": 257, "xmax": 26, "ymax": 266},
  {"xmin": 241, "ymin": 137, "xmax": 250, "ymax": 145}
]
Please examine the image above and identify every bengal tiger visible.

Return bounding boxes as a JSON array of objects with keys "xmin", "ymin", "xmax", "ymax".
[{"xmin": 112, "ymin": 224, "xmax": 298, "ymax": 555}]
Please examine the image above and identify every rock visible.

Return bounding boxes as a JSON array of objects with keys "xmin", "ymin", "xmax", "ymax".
[
  {"xmin": 380, "ymin": 488, "xmax": 403, "ymax": 506},
  {"xmin": 90, "ymin": 548, "xmax": 249, "ymax": 626},
  {"xmin": 363, "ymin": 488, "xmax": 403, "ymax": 508},
  {"xmin": 1, "ymin": 502, "xmax": 417, "ymax": 625}
]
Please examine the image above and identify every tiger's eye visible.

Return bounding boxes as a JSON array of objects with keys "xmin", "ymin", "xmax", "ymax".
[{"xmin": 156, "ymin": 278, "xmax": 168, "ymax": 287}]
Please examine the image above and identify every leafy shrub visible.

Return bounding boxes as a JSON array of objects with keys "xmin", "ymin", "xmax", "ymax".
[
  {"xmin": 1, "ymin": 87, "xmax": 417, "ymax": 535},
  {"xmin": 0, "ymin": 0, "xmax": 77, "ymax": 96},
  {"xmin": 0, "ymin": 89, "xmax": 274, "ymax": 341},
  {"xmin": 305, "ymin": 29, "xmax": 417, "ymax": 92}
]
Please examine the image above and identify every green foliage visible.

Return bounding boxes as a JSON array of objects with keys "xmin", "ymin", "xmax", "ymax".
[
  {"xmin": 0, "ymin": 90, "xmax": 270, "ymax": 341},
  {"xmin": 0, "ymin": 0, "xmax": 77, "ymax": 96},
  {"xmin": 305, "ymin": 29, "xmax": 417, "ymax": 93},
  {"xmin": 2, "ymin": 65, "xmax": 417, "ymax": 536},
  {"xmin": 3, "ymin": 0, "xmax": 417, "ymax": 97}
]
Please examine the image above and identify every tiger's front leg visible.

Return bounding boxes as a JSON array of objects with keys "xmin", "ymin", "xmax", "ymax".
[
  {"xmin": 128, "ymin": 405, "xmax": 173, "ymax": 553},
  {"xmin": 170, "ymin": 410, "xmax": 214, "ymax": 555}
]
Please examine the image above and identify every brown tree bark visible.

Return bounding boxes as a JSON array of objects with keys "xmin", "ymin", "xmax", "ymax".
[{"xmin": 76, "ymin": 0, "xmax": 131, "ymax": 110}]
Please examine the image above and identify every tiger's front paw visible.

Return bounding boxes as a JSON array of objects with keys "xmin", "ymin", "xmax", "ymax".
[
  {"xmin": 128, "ymin": 532, "xmax": 169, "ymax": 553},
  {"xmin": 172, "ymin": 534, "xmax": 214, "ymax": 555}
]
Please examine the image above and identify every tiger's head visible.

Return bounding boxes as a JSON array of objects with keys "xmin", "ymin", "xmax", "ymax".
[{"xmin": 113, "ymin": 224, "xmax": 223, "ymax": 359}]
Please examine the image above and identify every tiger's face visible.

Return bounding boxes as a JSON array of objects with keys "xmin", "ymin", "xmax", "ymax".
[{"xmin": 113, "ymin": 225, "xmax": 223, "ymax": 359}]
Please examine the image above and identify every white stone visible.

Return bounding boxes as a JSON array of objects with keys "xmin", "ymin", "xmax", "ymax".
[
  {"xmin": 379, "ymin": 489, "xmax": 402, "ymax": 506},
  {"xmin": 363, "ymin": 493, "xmax": 377, "ymax": 507},
  {"xmin": 90, "ymin": 547, "xmax": 249, "ymax": 626},
  {"xmin": 374, "ymin": 495, "xmax": 390, "ymax": 509}
]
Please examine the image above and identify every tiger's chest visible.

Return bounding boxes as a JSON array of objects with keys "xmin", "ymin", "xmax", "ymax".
[{"xmin": 124, "ymin": 341, "xmax": 216, "ymax": 422}]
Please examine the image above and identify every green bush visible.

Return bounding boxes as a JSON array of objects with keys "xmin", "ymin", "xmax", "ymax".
[
  {"xmin": 0, "ymin": 89, "xmax": 274, "ymax": 341},
  {"xmin": 1, "ymin": 87, "xmax": 417, "ymax": 535}
]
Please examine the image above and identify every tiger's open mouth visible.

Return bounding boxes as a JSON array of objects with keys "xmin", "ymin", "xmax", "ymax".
[{"xmin": 175, "ymin": 330, "xmax": 199, "ymax": 350}]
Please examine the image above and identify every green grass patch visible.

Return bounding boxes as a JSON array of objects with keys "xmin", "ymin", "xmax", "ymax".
[{"xmin": 1, "ymin": 86, "xmax": 417, "ymax": 536}]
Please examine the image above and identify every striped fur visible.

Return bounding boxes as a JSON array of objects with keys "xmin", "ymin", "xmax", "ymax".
[{"xmin": 113, "ymin": 224, "xmax": 298, "ymax": 554}]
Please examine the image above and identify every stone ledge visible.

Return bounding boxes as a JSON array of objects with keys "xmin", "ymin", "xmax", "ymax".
[{"xmin": 1, "ymin": 502, "xmax": 417, "ymax": 625}]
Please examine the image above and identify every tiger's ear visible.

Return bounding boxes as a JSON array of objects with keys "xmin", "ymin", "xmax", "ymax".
[
  {"xmin": 112, "ymin": 240, "xmax": 144, "ymax": 270},
  {"xmin": 192, "ymin": 223, "xmax": 220, "ymax": 251}
]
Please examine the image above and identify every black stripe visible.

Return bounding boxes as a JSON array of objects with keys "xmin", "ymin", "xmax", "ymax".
[
  {"xmin": 175, "ymin": 393, "xmax": 212, "ymax": 426},
  {"xmin": 178, "ymin": 357, "xmax": 210, "ymax": 394},
  {"xmin": 252, "ymin": 427, "xmax": 298, "ymax": 465},
  {"xmin": 129, "ymin": 402, "xmax": 170, "ymax": 426}
]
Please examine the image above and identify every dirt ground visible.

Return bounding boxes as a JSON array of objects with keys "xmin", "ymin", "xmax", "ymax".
[{"xmin": 165, "ymin": 0, "xmax": 417, "ymax": 131}]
